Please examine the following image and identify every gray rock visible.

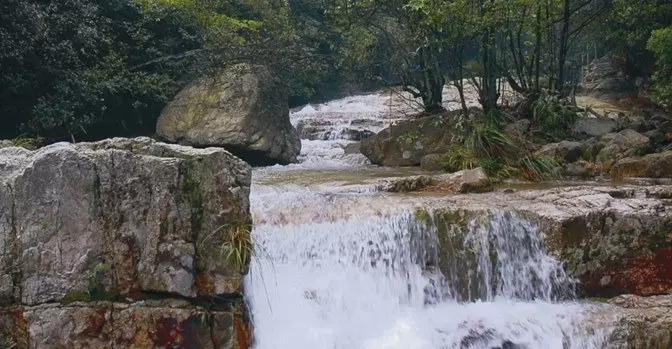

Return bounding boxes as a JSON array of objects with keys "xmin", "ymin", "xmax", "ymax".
[
  {"xmin": 0, "ymin": 140, "xmax": 12, "ymax": 149},
  {"xmin": 420, "ymin": 154, "xmax": 444, "ymax": 171},
  {"xmin": 378, "ymin": 168, "xmax": 492, "ymax": 193},
  {"xmin": 611, "ymin": 151, "xmax": 672, "ymax": 179},
  {"xmin": 413, "ymin": 185, "xmax": 672, "ymax": 297},
  {"xmin": 563, "ymin": 163, "xmax": 595, "ymax": 178},
  {"xmin": 597, "ymin": 129, "xmax": 650, "ymax": 163},
  {"xmin": 573, "ymin": 118, "xmax": 618, "ymax": 138},
  {"xmin": 0, "ymin": 137, "xmax": 251, "ymax": 305},
  {"xmin": 606, "ymin": 294, "xmax": 672, "ymax": 349},
  {"xmin": 361, "ymin": 116, "xmax": 456, "ymax": 166},
  {"xmin": 343, "ymin": 142, "xmax": 361, "ymax": 155},
  {"xmin": 156, "ymin": 63, "xmax": 301, "ymax": 165},
  {"xmin": 578, "ymin": 56, "xmax": 635, "ymax": 98},
  {"xmin": 600, "ymin": 132, "xmax": 619, "ymax": 144},
  {"xmin": 1, "ymin": 301, "xmax": 248, "ymax": 349},
  {"xmin": 504, "ymin": 119, "xmax": 531, "ymax": 137},
  {"xmin": 535, "ymin": 141, "xmax": 583, "ymax": 163}
]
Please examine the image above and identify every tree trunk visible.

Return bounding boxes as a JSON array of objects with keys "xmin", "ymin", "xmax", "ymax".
[
  {"xmin": 419, "ymin": 45, "xmax": 445, "ymax": 113},
  {"xmin": 534, "ymin": 0, "xmax": 542, "ymax": 91},
  {"xmin": 557, "ymin": 0, "xmax": 571, "ymax": 95}
]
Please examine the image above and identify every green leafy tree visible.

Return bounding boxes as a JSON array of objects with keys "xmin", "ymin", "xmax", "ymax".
[{"xmin": 648, "ymin": 26, "xmax": 672, "ymax": 107}]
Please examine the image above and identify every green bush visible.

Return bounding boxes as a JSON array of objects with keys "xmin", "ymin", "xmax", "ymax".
[
  {"xmin": 531, "ymin": 93, "xmax": 579, "ymax": 139},
  {"xmin": 648, "ymin": 26, "xmax": 672, "ymax": 107}
]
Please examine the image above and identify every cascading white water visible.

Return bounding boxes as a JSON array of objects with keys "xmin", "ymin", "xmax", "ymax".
[{"xmin": 246, "ymin": 90, "xmax": 614, "ymax": 349}]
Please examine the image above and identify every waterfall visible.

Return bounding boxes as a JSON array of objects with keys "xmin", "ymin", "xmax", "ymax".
[
  {"xmin": 246, "ymin": 209, "xmax": 612, "ymax": 349},
  {"xmin": 245, "ymin": 91, "xmax": 614, "ymax": 349}
]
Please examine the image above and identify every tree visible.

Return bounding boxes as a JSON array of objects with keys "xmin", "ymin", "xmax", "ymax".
[
  {"xmin": 648, "ymin": 26, "xmax": 672, "ymax": 107},
  {"xmin": 0, "ymin": 0, "xmax": 203, "ymax": 141}
]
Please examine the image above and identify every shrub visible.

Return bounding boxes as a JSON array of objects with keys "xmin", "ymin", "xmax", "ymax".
[{"xmin": 648, "ymin": 26, "xmax": 672, "ymax": 108}]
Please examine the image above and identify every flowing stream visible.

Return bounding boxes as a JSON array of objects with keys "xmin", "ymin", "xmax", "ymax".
[{"xmin": 245, "ymin": 91, "xmax": 614, "ymax": 349}]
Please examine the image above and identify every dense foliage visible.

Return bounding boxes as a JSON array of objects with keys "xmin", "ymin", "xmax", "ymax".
[{"xmin": 0, "ymin": 0, "xmax": 670, "ymax": 142}]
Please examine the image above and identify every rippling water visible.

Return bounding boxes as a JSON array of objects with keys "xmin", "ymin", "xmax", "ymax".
[{"xmin": 245, "ymin": 89, "xmax": 615, "ymax": 349}]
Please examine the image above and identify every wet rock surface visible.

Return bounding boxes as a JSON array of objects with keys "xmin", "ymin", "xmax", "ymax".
[
  {"xmin": 607, "ymin": 294, "xmax": 672, "ymax": 349},
  {"xmin": 378, "ymin": 168, "xmax": 492, "ymax": 194},
  {"xmin": 0, "ymin": 301, "xmax": 249, "ymax": 349},
  {"xmin": 413, "ymin": 185, "xmax": 672, "ymax": 298},
  {"xmin": 0, "ymin": 137, "xmax": 252, "ymax": 349}
]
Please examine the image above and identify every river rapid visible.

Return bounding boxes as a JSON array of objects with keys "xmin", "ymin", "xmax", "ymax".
[{"xmin": 244, "ymin": 89, "xmax": 616, "ymax": 349}]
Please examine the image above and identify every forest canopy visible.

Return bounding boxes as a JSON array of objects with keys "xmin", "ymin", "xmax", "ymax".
[{"xmin": 0, "ymin": 0, "xmax": 670, "ymax": 143}]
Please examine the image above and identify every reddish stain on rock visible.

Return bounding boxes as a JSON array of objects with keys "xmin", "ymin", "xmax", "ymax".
[
  {"xmin": 195, "ymin": 273, "xmax": 214, "ymax": 296},
  {"xmin": 155, "ymin": 317, "xmax": 185, "ymax": 348},
  {"xmin": 587, "ymin": 248, "xmax": 672, "ymax": 296},
  {"xmin": 9, "ymin": 308, "xmax": 28, "ymax": 349},
  {"xmin": 85, "ymin": 307, "xmax": 108, "ymax": 338},
  {"xmin": 154, "ymin": 315, "xmax": 211, "ymax": 349},
  {"xmin": 233, "ymin": 308, "xmax": 253, "ymax": 349}
]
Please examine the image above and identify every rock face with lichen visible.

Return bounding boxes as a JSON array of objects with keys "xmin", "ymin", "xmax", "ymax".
[
  {"xmin": 412, "ymin": 185, "xmax": 672, "ymax": 298},
  {"xmin": 0, "ymin": 137, "xmax": 252, "ymax": 349},
  {"xmin": 606, "ymin": 294, "xmax": 672, "ymax": 349},
  {"xmin": 156, "ymin": 63, "xmax": 301, "ymax": 166}
]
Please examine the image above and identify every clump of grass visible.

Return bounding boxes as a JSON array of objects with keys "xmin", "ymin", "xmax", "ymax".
[
  {"xmin": 517, "ymin": 155, "xmax": 559, "ymax": 181},
  {"xmin": 466, "ymin": 122, "xmax": 517, "ymax": 157},
  {"xmin": 218, "ymin": 221, "xmax": 253, "ymax": 273},
  {"xmin": 11, "ymin": 136, "xmax": 44, "ymax": 150},
  {"xmin": 439, "ymin": 146, "xmax": 479, "ymax": 172},
  {"xmin": 532, "ymin": 93, "xmax": 579, "ymax": 140}
]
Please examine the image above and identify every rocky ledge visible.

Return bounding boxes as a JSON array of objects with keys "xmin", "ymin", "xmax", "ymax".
[
  {"xmin": 413, "ymin": 184, "xmax": 672, "ymax": 298},
  {"xmin": 607, "ymin": 294, "xmax": 672, "ymax": 349},
  {"xmin": 0, "ymin": 137, "xmax": 252, "ymax": 349}
]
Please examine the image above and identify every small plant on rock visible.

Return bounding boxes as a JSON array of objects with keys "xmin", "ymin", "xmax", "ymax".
[
  {"xmin": 466, "ymin": 122, "xmax": 517, "ymax": 157},
  {"xmin": 517, "ymin": 155, "xmax": 559, "ymax": 181},
  {"xmin": 218, "ymin": 221, "xmax": 253, "ymax": 273},
  {"xmin": 439, "ymin": 146, "xmax": 479, "ymax": 172}
]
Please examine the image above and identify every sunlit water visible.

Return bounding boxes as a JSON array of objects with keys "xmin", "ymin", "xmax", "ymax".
[{"xmin": 245, "ymin": 90, "xmax": 615, "ymax": 349}]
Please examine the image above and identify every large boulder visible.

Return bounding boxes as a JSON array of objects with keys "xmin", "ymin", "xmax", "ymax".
[
  {"xmin": 535, "ymin": 141, "xmax": 583, "ymax": 163},
  {"xmin": 578, "ymin": 56, "xmax": 635, "ymax": 98},
  {"xmin": 611, "ymin": 151, "xmax": 672, "ymax": 179},
  {"xmin": 157, "ymin": 63, "xmax": 301, "ymax": 166},
  {"xmin": 361, "ymin": 116, "xmax": 455, "ymax": 166},
  {"xmin": 0, "ymin": 138, "xmax": 252, "ymax": 348},
  {"xmin": 596, "ymin": 129, "xmax": 650, "ymax": 163}
]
